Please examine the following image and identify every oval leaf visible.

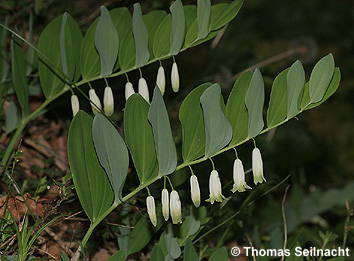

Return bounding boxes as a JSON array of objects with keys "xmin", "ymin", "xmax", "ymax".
[
  {"xmin": 153, "ymin": 15, "xmax": 172, "ymax": 58},
  {"xmin": 245, "ymin": 69, "xmax": 265, "ymax": 138},
  {"xmin": 197, "ymin": 0, "xmax": 211, "ymax": 40},
  {"xmin": 309, "ymin": 53, "xmax": 335, "ymax": 103},
  {"xmin": 67, "ymin": 111, "xmax": 114, "ymax": 222},
  {"xmin": 209, "ymin": 247, "xmax": 228, "ymax": 261},
  {"xmin": 209, "ymin": 0, "xmax": 244, "ymax": 31},
  {"xmin": 143, "ymin": 11, "xmax": 167, "ymax": 59},
  {"xmin": 183, "ymin": 240, "xmax": 199, "ymax": 261},
  {"xmin": 267, "ymin": 68, "xmax": 288, "ymax": 128},
  {"xmin": 287, "ymin": 60, "xmax": 305, "ymax": 118},
  {"xmin": 170, "ymin": 0, "xmax": 185, "ymax": 55},
  {"xmin": 133, "ymin": 3, "xmax": 150, "ymax": 68},
  {"xmin": 179, "ymin": 83, "xmax": 211, "ymax": 163},
  {"xmin": 200, "ymin": 84, "xmax": 232, "ymax": 158},
  {"xmin": 95, "ymin": 6, "xmax": 119, "ymax": 76},
  {"xmin": 92, "ymin": 114, "xmax": 129, "ymax": 202},
  {"xmin": 124, "ymin": 94, "xmax": 158, "ymax": 183},
  {"xmin": 148, "ymin": 87, "xmax": 177, "ymax": 176},
  {"xmin": 225, "ymin": 71, "xmax": 252, "ymax": 145}
]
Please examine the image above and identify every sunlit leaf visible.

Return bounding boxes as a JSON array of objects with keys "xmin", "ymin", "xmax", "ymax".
[
  {"xmin": 170, "ymin": 0, "xmax": 185, "ymax": 55},
  {"xmin": 153, "ymin": 15, "xmax": 171, "ymax": 58},
  {"xmin": 197, "ymin": 0, "xmax": 211, "ymax": 40},
  {"xmin": 287, "ymin": 60, "xmax": 305, "ymax": 118},
  {"xmin": 143, "ymin": 11, "xmax": 166, "ymax": 59},
  {"xmin": 209, "ymin": 0, "xmax": 244, "ymax": 31}
]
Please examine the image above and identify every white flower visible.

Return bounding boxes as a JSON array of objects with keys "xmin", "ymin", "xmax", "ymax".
[
  {"xmin": 170, "ymin": 190, "xmax": 182, "ymax": 224},
  {"xmin": 190, "ymin": 175, "xmax": 201, "ymax": 207},
  {"xmin": 171, "ymin": 62, "xmax": 179, "ymax": 93},
  {"xmin": 138, "ymin": 77, "xmax": 149, "ymax": 103},
  {"xmin": 252, "ymin": 147, "xmax": 266, "ymax": 185},
  {"xmin": 206, "ymin": 170, "xmax": 225, "ymax": 204},
  {"xmin": 125, "ymin": 81, "xmax": 135, "ymax": 101},
  {"xmin": 161, "ymin": 189, "xmax": 169, "ymax": 221},
  {"xmin": 231, "ymin": 159, "xmax": 252, "ymax": 193},
  {"xmin": 71, "ymin": 94, "xmax": 79, "ymax": 117},
  {"xmin": 103, "ymin": 86, "xmax": 114, "ymax": 116},
  {"xmin": 156, "ymin": 65, "xmax": 166, "ymax": 95},
  {"xmin": 146, "ymin": 195, "xmax": 157, "ymax": 227},
  {"xmin": 89, "ymin": 89, "xmax": 101, "ymax": 114}
]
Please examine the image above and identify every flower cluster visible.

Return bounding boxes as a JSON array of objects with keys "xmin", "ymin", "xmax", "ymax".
[{"xmin": 146, "ymin": 147, "xmax": 266, "ymax": 226}]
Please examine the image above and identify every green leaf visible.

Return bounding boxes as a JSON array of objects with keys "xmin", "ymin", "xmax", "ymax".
[
  {"xmin": 148, "ymin": 88, "xmax": 177, "ymax": 176},
  {"xmin": 153, "ymin": 15, "xmax": 171, "ymax": 58},
  {"xmin": 210, "ymin": 0, "xmax": 244, "ymax": 31},
  {"xmin": 119, "ymin": 33, "xmax": 135, "ymax": 71},
  {"xmin": 92, "ymin": 114, "xmax": 129, "ymax": 202},
  {"xmin": 133, "ymin": 3, "xmax": 150, "ymax": 68},
  {"xmin": 124, "ymin": 94, "xmax": 158, "ymax": 183},
  {"xmin": 5, "ymin": 100, "xmax": 18, "ymax": 134},
  {"xmin": 67, "ymin": 111, "xmax": 114, "ymax": 222},
  {"xmin": 267, "ymin": 68, "xmax": 288, "ymax": 128},
  {"xmin": 197, "ymin": 0, "xmax": 211, "ymax": 40},
  {"xmin": 165, "ymin": 233, "xmax": 181, "ymax": 259},
  {"xmin": 183, "ymin": 240, "xmax": 199, "ymax": 261},
  {"xmin": 108, "ymin": 251, "xmax": 125, "ymax": 261},
  {"xmin": 245, "ymin": 69, "xmax": 265, "ymax": 138},
  {"xmin": 309, "ymin": 53, "xmax": 335, "ymax": 103},
  {"xmin": 80, "ymin": 21, "xmax": 100, "ymax": 79},
  {"xmin": 37, "ymin": 15, "xmax": 66, "ymax": 98},
  {"xmin": 11, "ymin": 39, "xmax": 29, "ymax": 116},
  {"xmin": 200, "ymin": 84, "xmax": 232, "ymax": 158},
  {"xmin": 184, "ymin": 5, "xmax": 197, "ymax": 29},
  {"xmin": 95, "ymin": 6, "xmax": 119, "ymax": 76},
  {"xmin": 0, "ymin": 18, "xmax": 9, "ymax": 82},
  {"xmin": 170, "ymin": 0, "xmax": 185, "ymax": 55},
  {"xmin": 209, "ymin": 247, "xmax": 228, "ymax": 261},
  {"xmin": 180, "ymin": 215, "xmax": 201, "ymax": 245},
  {"xmin": 307, "ymin": 68, "xmax": 341, "ymax": 109},
  {"xmin": 111, "ymin": 8, "xmax": 132, "ymax": 71},
  {"xmin": 150, "ymin": 244, "xmax": 165, "ymax": 261},
  {"xmin": 143, "ymin": 11, "xmax": 167, "ymax": 59},
  {"xmin": 59, "ymin": 13, "xmax": 83, "ymax": 82},
  {"xmin": 179, "ymin": 83, "xmax": 211, "ymax": 163},
  {"xmin": 128, "ymin": 215, "xmax": 153, "ymax": 255},
  {"xmin": 225, "ymin": 71, "xmax": 252, "ymax": 145},
  {"xmin": 287, "ymin": 60, "xmax": 305, "ymax": 118}
]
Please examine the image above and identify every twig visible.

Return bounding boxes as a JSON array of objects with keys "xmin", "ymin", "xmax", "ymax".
[
  {"xmin": 280, "ymin": 185, "xmax": 290, "ymax": 261},
  {"xmin": 245, "ymin": 233, "xmax": 256, "ymax": 261},
  {"xmin": 342, "ymin": 201, "xmax": 352, "ymax": 249}
]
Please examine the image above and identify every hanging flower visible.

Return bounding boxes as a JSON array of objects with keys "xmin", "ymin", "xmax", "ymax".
[
  {"xmin": 156, "ymin": 65, "xmax": 166, "ymax": 95},
  {"xmin": 146, "ymin": 195, "xmax": 157, "ymax": 227},
  {"xmin": 71, "ymin": 94, "xmax": 79, "ymax": 117},
  {"xmin": 138, "ymin": 77, "xmax": 149, "ymax": 103},
  {"xmin": 125, "ymin": 81, "xmax": 135, "ymax": 101},
  {"xmin": 171, "ymin": 62, "xmax": 179, "ymax": 93},
  {"xmin": 231, "ymin": 159, "xmax": 252, "ymax": 193},
  {"xmin": 190, "ymin": 175, "xmax": 201, "ymax": 208},
  {"xmin": 103, "ymin": 86, "xmax": 114, "ymax": 116},
  {"xmin": 170, "ymin": 190, "xmax": 182, "ymax": 224},
  {"xmin": 206, "ymin": 170, "xmax": 225, "ymax": 204},
  {"xmin": 161, "ymin": 188, "xmax": 169, "ymax": 221},
  {"xmin": 89, "ymin": 89, "xmax": 102, "ymax": 114},
  {"xmin": 252, "ymin": 147, "xmax": 266, "ymax": 185}
]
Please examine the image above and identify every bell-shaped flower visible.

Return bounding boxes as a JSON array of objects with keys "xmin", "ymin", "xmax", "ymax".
[
  {"xmin": 190, "ymin": 175, "xmax": 201, "ymax": 208},
  {"xmin": 171, "ymin": 62, "xmax": 179, "ymax": 93},
  {"xmin": 170, "ymin": 190, "xmax": 182, "ymax": 224},
  {"xmin": 103, "ymin": 86, "xmax": 114, "ymax": 116},
  {"xmin": 89, "ymin": 89, "xmax": 102, "ymax": 114},
  {"xmin": 206, "ymin": 170, "xmax": 225, "ymax": 204},
  {"xmin": 161, "ymin": 188, "xmax": 169, "ymax": 221},
  {"xmin": 71, "ymin": 94, "xmax": 79, "ymax": 117},
  {"xmin": 138, "ymin": 77, "xmax": 149, "ymax": 103},
  {"xmin": 146, "ymin": 195, "xmax": 157, "ymax": 227},
  {"xmin": 252, "ymin": 147, "xmax": 266, "ymax": 185},
  {"xmin": 231, "ymin": 159, "xmax": 252, "ymax": 193},
  {"xmin": 156, "ymin": 65, "xmax": 166, "ymax": 95},
  {"xmin": 125, "ymin": 81, "xmax": 135, "ymax": 101}
]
